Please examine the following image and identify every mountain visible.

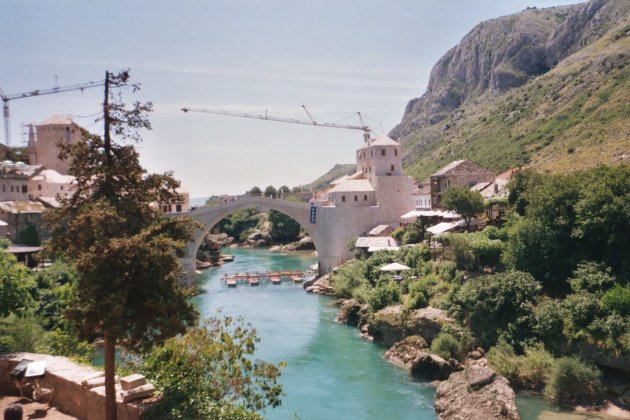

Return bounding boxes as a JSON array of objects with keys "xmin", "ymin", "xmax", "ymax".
[
  {"xmin": 300, "ymin": 164, "xmax": 355, "ymax": 191},
  {"xmin": 392, "ymin": 0, "xmax": 630, "ymax": 181}
]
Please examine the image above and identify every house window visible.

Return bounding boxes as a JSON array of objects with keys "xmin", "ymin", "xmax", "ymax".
[
  {"xmin": 61, "ymin": 186, "xmax": 64, "ymax": 190},
  {"xmin": 22, "ymin": 185, "xmax": 27, "ymax": 193},
  {"xmin": 10, "ymin": 186, "xmax": 13, "ymax": 192},
  {"xmin": 395, "ymin": 149, "xmax": 398, "ymax": 156},
  {"xmin": 65, "ymin": 127, "xmax": 71, "ymax": 144},
  {"xmin": 176, "ymin": 204, "xmax": 182, "ymax": 212},
  {"xmin": 354, "ymin": 195, "xmax": 358, "ymax": 202},
  {"xmin": 38, "ymin": 184, "xmax": 42, "ymax": 191},
  {"xmin": 342, "ymin": 195, "xmax": 346, "ymax": 202},
  {"xmin": 391, "ymin": 164, "xmax": 395, "ymax": 171},
  {"xmin": 381, "ymin": 149, "xmax": 386, "ymax": 156},
  {"xmin": 371, "ymin": 150, "xmax": 373, "ymax": 156},
  {"xmin": 2, "ymin": 185, "xmax": 5, "ymax": 192},
  {"xmin": 162, "ymin": 205, "xmax": 169, "ymax": 213},
  {"xmin": 364, "ymin": 195, "xmax": 367, "ymax": 201}
]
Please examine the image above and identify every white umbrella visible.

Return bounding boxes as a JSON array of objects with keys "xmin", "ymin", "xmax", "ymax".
[{"xmin": 380, "ymin": 262, "xmax": 411, "ymax": 272}]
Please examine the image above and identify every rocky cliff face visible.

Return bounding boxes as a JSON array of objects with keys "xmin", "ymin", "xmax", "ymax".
[{"xmin": 390, "ymin": 0, "xmax": 629, "ymax": 140}]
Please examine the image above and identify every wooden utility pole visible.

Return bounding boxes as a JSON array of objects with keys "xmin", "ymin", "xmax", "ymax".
[{"xmin": 102, "ymin": 70, "xmax": 118, "ymax": 420}]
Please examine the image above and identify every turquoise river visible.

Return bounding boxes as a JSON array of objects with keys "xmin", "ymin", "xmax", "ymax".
[{"xmin": 190, "ymin": 248, "xmax": 577, "ymax": 420}]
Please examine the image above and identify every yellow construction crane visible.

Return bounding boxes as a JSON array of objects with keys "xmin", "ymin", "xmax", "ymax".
[
  {"xmin": 181, "ymin": 105, "xmax": 372, "ymax": 142},
  {"xmin": 0, "ymin": 79, "xmax": 105, "ymax": 147}
]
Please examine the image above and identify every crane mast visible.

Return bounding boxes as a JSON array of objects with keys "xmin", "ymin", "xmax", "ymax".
[
  {"xmin": 181, "ymin": 106, "xmax": 371, "ymax": 142},
  {"xmin": 0, "ymin": 79, "xmax": 104, "ymax": 147}
]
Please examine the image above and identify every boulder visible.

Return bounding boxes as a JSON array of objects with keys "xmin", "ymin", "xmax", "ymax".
[
  {"xmin": 336, "ymin": 299, "xmax": 368, "ymax": 327},
  {"xmin": 384, "ymin": 335, "xmax": 428, "ymax": 370},
  {"xmin": 435, "ymin": 359, "xmax": 520, "ymax": 420},
  {"xmin": 294, "ymin": 236, "xmax": 315, "ymax": 250},
  {"xmin": 269, "ymin": 245, "xmax": 282, "ymax": 252},
  {"xmin": 304, "ymin": 275, "xmax": 334, "ymax": 296},
  {"xmin": 384, "ymin": 336, "xmax": 462, "ymax": 380},
  {"xmin": 247, "ymin": 230, "xmax": 263, "ymax": 241},
  {"xmin": 368, "ymin": 305, "xmax": 454, "ymax": 346}
]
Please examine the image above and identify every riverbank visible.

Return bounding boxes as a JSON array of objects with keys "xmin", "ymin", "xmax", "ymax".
[{"xmin": 315, "ymin": 288, "xmax": 630, "ymax": 419}]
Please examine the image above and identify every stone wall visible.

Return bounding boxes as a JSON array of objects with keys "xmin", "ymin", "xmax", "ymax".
[{"xmin": 0, "ymin": 353, "xmax": 145, "ymax": 420}]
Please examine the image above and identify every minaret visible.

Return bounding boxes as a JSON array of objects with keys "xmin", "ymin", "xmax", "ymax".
[{"xmin": 27, "ymin": 124, "xmax": 37, "ymax": 165}]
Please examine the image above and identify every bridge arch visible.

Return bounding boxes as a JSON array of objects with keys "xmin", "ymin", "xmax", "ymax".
[{"xmin": 179, "ymin": 197, "xmax": 321, "ymax": 286}]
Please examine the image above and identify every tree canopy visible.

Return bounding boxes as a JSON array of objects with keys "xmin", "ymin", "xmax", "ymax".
[
  {"xmin": 441, "ymin": 185, "xmax": 484, "ymax": 230},
  {"xmin": 46, "ymin": 70, "xmax": 198, "ymax": 420}
]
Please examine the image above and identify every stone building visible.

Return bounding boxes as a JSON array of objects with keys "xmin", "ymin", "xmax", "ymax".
[
  {"xmin": 412, "ymin": 181, "xmax": 432, "ymax": 210},
  {"xmin": 28, "ymin": 115, "xmax": 85, "ymax": 175},
  {"xmin": 430, "ymin": 160, "xmax": 495, "ymax": 208}
]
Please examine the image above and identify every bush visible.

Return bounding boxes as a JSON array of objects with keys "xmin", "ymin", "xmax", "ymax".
[
  {"xmin": 601, "ymin": 285, "xmax": 630, "ymax": 317},
  {"xmin": 141, "ymin": 317, "xmax": 283, "ymax": 418},
  {"xmin": 330, "ymin": 261, "xmax": 368, "ymax": 299},
  {"xmin": 430, "ymin": 333, "xmax": 461, "ymax": 361},
  {"xmin": 446, "ymin": 234, "xmax": 475, "ymax": 270},
  {"xmin": 534, "ymin": 298, "xmax": 565, "ymax": 349},
  {"xmin": 404, "ymin": 245, "xmax": 431, "ymax": 269},
  {"xmin": 367, "ymin": 281, "xmax": 401, "ymax": 312},
  {"xmin": 447, "ymin": 271, "xmax": 541, "ymax": 349},
  {"xmin": 487, "ymin": 339, "xmax": 520, "ymax": 383},
  {"xmin": 519, "ymin": 344, "xmax": 556, "ymax": 390},
  {"xmin": 434, "ymin": 261, "xmax": 457, "ymax": 282},
  {"xmin": 545, "ymin": 357, "xmax": 602, "ymax": 404},
  {"xmin": 569, "ymin": 261, "xmax": 615, "ymax": 295},
  {"xmin": 404, "ymin": 280, "xmax": 429, "ymax": 311}
]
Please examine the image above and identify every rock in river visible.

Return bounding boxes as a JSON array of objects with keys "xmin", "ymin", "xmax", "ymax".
[{"xmin": 435, "ymin": 359, "xmax": 520, "ymax": 420}]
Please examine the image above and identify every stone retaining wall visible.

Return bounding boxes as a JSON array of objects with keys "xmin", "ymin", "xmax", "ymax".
[{"xmin": 0, "ymin": 352, "xmax": 145, "ymax": 420}]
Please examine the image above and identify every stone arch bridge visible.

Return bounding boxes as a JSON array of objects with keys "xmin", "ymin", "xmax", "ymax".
[{"xmin": 176, "ymin": 196, "xmax": 388, "ymax": 287}]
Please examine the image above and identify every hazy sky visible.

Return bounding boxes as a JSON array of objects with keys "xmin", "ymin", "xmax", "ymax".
[{"xmin": 1, "ymin": 0, "xmax": 583, "ymax": 197}]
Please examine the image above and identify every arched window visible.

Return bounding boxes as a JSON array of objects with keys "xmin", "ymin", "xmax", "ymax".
[{"xmin": 65, "ymin": 127, "xmax": 71, "ymax": 144}]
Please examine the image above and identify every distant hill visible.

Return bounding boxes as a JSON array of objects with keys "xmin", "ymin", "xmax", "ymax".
[
  {"xmin": 391, "ymin": 0, "xmax": 630, "ymax": 181},
  {"xmin": 299, "ymin": 163, "xmax": 355, "ymax": 191}
]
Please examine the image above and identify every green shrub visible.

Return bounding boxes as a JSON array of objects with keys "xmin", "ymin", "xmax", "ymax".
[
  {"xmin": 534, "ymin": 298, "xmax": 566, "ymax": 349},
  {"xmin": 402, "ymin": 229, "xmax": 423, "ymax": 244},
  {"xmin": 562, "ymin": 292, "xmax": 600, "ymax": 332},
  {"xmin": 447, "ymin": 271, "xmax": 541, "ymax": 349},
  {"xmin": 330, "ymin": 260, "xmax": 368, "ymax": 299},
  {"xmin": 446, "ymin": 234, "xmax": 475, "ymax": 270},
  {"xmin": 404, "ymin": 245, "xmax": 431, "ymax": 269},
  {"xmin": 487, "ymin": 339, "xmax": 520, "ymax": 383},
  {"xmin": 601, "ymin": 285, "xmax": 630, "ymax": 317},
  {"xmin": 545, "ymin": 357, "xmax": 602, "ymax": 404},
  {"xmin": 519, "ymin": 344, "xmax": 555, "ymax": 390},
  {"xmin": 430, "ymin": 333, "xmax": 461, "ymax": 361},
  {"xmin": 391, "ymin": 227, "xmax": 405, "ymax": 244},
  {"xmin": 404, "ymin": 280, "xmax": 429, "ymax": 311},
  {"xmin": 367, "ymin": 281, "xmax": 401, "ymax": 312},
  {"xmin": 568, "ymin": 261, "xmax": 615, "ymax": 295},
  {"xmin": 434, "ymin": 261, "xmax": 457, "ymax": 282}
]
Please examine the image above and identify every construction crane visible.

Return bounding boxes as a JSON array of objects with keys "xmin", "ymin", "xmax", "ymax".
[
  {"xmin": 0, "ymin": 79, "xmax": 105, "ymax": 147},
  {"xmin": 181, "ymin": 105, "xmax": 372, "ymax": 142}
]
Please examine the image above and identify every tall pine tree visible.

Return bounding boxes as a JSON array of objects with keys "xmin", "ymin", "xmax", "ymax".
[{"xmin": 46, "ymin": 70, "xmax": 198, "ymax": 420}]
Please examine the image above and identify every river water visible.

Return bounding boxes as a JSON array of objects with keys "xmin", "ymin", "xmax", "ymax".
[{"xmin": 191, "ymin": 247, "xmax": 437, "ymax": 420}]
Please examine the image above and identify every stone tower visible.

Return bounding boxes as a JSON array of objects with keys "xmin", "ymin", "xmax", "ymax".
[{"xmin": 30, "ymin": 115, "xmax": 84, "ymax": 175}]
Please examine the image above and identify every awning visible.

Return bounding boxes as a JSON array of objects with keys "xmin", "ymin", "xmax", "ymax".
[{"xmin": 426, "ymin": 220, "xmax": 466, "ymax": 235}]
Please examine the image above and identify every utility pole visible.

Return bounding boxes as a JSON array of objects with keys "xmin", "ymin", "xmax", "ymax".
[{"xmin": 102, "ymin": 70, "xmax": 117, "ymax": 420}]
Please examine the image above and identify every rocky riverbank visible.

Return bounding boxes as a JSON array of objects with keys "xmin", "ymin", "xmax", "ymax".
[{"xmin": 326, "ymin": 296, "xmax": 520, "ymax": 419}]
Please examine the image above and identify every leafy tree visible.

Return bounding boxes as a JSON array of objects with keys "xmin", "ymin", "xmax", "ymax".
[
  {"xmin": 264, "ymin": 185, "xmax": 277, "ymax": 198},
  {"xmin": 0, "ymin": 241, "xmax": 34, "ymax": 317},
  {"xmin": 568, "ymin": 261, "xmax": 615, "ymax": 295},
  {"xmin": 441, "ymin": 186, "xmax": 484, "ymax": 231},
  {"xmin": 249, "ymin": 186, "xmax": 262, "ymax": 196},
  {"xmin": 268, "ymin": 210, "xmax": 300, "ymax": 243},
  {"xmin": 217, "ymin": 209, "xmax": 261, "ymax": 241},
  {"xmin": 140, "ymin": 316, "xmax": 283, "ymax": 419},
  {"xmin": 447, "ymin": 271, "xmax": 541, "ymax": 349},
  {"xmin": 278, "ymin": 185, "xmax": 291, "ymax": 196},
  {"xmin": 46, "ymin": 70, "xmax": 198, "ymax": 420},
  {"xmin": 18, "ymin": 220, "xmax": 41, "ymax": 246}
]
